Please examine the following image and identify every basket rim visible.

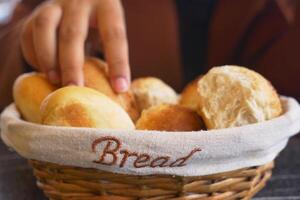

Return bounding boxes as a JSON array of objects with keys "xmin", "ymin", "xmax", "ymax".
[
  {"xmin": 1, "ymin": 96, "xmax": 298, "ymax": 135},
  {"xmin": 0, "ymin": 96, "xmax": 299, "ymax": 177}
]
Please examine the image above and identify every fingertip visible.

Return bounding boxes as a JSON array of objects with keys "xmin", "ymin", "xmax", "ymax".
[
  {"xmin": 111, "ymin": 76, "xmax": 129, "ymax": 93},
  {"xmin": 66, "ymin": 81, "xmax": 82, "ymax": 86},
  {"xmin": 64, "ymin": 79, "xmax": 84, "ymax": 87},
  {"xmin": 47, "ymin": 70, "xmax": 60, "ymax": 85},
  {"xmin": 62, "ymin": 72, "xmax": 84, "ymax": 87}
]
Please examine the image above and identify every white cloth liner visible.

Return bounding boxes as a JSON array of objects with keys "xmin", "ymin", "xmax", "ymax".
[{"xmin": 1, "ymin": 97, "xmax": 300, "ymax": 176}]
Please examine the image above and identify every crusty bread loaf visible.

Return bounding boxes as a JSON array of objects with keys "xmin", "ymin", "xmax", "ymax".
[
  {"xmin": 197, "ymin": 66, "xmax": 282, "ymax": 129},
  {"xmin": 83, "ymin": 57, "xmax": 112, "ymax": 98},
  {"xmin": 131, "ymin": 77, "xmax": 178, "ymax": 112},
  {"xmin": 136, "ymin": 104, "xmax": 204, "ymax": 131},
  {"xmin": 13, "ymin": 72, "xmax": 57, "ymax": 123},
  {"xmin": 179, "ymin": 76, "xmax": 202, "ymax": 110},
  {"xmin": 83, "ymin": 57, "xmax": 140, "ymax": 122},
  {"xmin": 40, "ymin": 86, "xmax": 135, "ymax": 130}
]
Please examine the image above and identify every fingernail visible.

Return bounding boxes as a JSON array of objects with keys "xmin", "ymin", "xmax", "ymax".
[
  {"xmin": 65, "ymin": 79, "xmax": 84, "ymax": 87},
  {"xmin": 66, "ymin": 81, "xmax": 77, "ymax": 86},
  {"xmin": 48, "ymin": 70, "xmax": 60, "ymax": 85},
  {"xmin": 113, "ymin": 77, "xmax": 129, "ymax": 93}
]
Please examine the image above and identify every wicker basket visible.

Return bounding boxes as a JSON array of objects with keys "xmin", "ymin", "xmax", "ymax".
[{"xmin": 29, "ymin": 160, "xmax": 274, "ymax": 200}]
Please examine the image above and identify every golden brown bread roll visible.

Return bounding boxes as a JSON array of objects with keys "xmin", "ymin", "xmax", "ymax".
[
  {"xmin": 83, "ymin": 57, "xmax": 140, "ymax": 122},
  {"xmin": 131, "ymin": 77, "xmax": 178, "ymax": 112},
  {"xmin": 197, "ymin": 66, "xmax": 282, "ymax": 129},
  {"xmin": 13, "ymin": 72, "xmax": 57, "ymax": 123},
  {"xmin": 40, "ymin": 86, "xmax": 135, "ymax": 130},
  {"xmin": 179, "ymin": 76, "xmax": 202, "ymax": 110},
  {"xmin": 136, "ymin": 104, "xmax": 204, "ymax": 131}
]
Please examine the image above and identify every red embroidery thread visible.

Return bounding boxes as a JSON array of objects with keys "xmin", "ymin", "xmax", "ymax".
[
  {"xmin": 134, "ymin": 154, "xmax": 151, "ymax": 168},
  {"xmin": 150, "ymin": 156, "xmax": 170, "ymax": 168},
  {"xmin": 119, "ymin": 150, "xmax": 138, "ymax": 168},
  {"xmin": 91, "ymin": 136, "xmax": 202, "ymax": 168},
  {"xmin": 169, "ymin": 148, "xmax": 202, "ymax": 167},
  {"xmin": 92, "ymin": 136, "xmax": 121, "ymax": 165}
]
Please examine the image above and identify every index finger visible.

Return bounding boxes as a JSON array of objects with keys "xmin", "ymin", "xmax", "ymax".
[
  {"xmin": 59, "ymin": 1, "xmax": 91, "ymax": 86},
  {"xmin": 96, "ymin": 0, "xmax": 130, "ymax": 93}
]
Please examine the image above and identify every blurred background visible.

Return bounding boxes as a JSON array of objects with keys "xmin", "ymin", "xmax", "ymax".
[
  {"xmin": 0, "ymin": 1, "xmax": 300, "ymax": 199},
  {"xmin": 0, "ymin": 0, "xmax": 20, "ymax": 24}
]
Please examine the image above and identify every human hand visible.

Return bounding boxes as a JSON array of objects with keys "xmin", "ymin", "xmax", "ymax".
[{"xmin": 21, "ymin": 0, "xmax": 130, "ymax": 92}]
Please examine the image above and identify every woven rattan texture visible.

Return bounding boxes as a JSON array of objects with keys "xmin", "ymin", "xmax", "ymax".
[{"xmin": 29, "ymin": 160, "xmax": 274, "ymax": 200}]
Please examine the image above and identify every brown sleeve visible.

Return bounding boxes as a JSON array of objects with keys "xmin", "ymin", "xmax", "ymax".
[
  {"xmin": 22, "ymin": 0, "xmax": 44, "ymax": 7},
  {"xmin": 0, "ymin": 1, "xmax": 42, "ymax": 110},
  {"xmin": 0, "ymin": 22, "xmax": 26, "ymax": 110}
]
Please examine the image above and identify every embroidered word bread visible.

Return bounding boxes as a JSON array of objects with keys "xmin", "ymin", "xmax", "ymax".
[
  {"xmin": 13, "ymin": 72, "xmax": 57, "ymax": 123},
  {"xmin": 40, "ymin": 86, "xmax": 135, "ymax": 130},
  {"xmin": 131, "ymin": 77, "xmax": 178, "ymax": 113},
  {"xmin": 179, "ymin": 76, "xmax": 202, "ymax": 110},
  {"xmin": 136, "ymin": 104, "xmax": 204, "ymax": 131},
  {"xmin": 197, "ymin": 66, "xmax": 282, "ymax": 129},
  {"xmin": 84, "ymin": 57, "xmax": 140, "ymax": 122}
]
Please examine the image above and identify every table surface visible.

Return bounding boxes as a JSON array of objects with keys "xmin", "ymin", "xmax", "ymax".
[{"xmin": 0, "ymin": 136, "xmax": 299, "ymax": 200}]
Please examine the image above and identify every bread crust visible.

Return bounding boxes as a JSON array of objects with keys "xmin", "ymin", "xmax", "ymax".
[
  {"xmin": 84, "ymin": 57, "xmax": 140, "ymax": 122},
  {"xmin": 136, "ymin": 104, "xmax": 204, "ymax": 131},
  {"xmin": 179, "ymin": 76, "xmax": 202, "ymax": 110},
  {"xmin": 40, "ymin": 86, "xmax": 135, "ymax": 130},
  {"xmin": 131, "ymin": 77, "xmax": 178, "ymax": 113},
  {"xmin": 197, "ymin": 66, "xmax": 282, "ymax": 129},
  {"xmin": 13, "ymin": 72, "xmax": 57, "ymax": 123}
]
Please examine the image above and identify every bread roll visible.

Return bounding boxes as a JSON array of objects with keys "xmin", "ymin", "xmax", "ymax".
[
  {"xmin": 136, "ymin": 104, "xmax": 204, "ymax": 131},
  {"xmin": 131, "ymin": 77, "xmax": 178, "ymax": 112},
  {"xmin": 13, "ymin": 72, "xmax": 57, "ymax": 123},
  {"xmin": 40, "ymin": 86, "xmax": 135, "ymax": 130},
  {"xmin": 179, "ymin": 76, "xmax": 202, "ymax": 110},
  {"xmin": 83, "ymin": 57, "xmax": 140, "ymax": 122},
  {"xmin": 197, "ymin": 66, "xmax": 282, "ymax": 129}
]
